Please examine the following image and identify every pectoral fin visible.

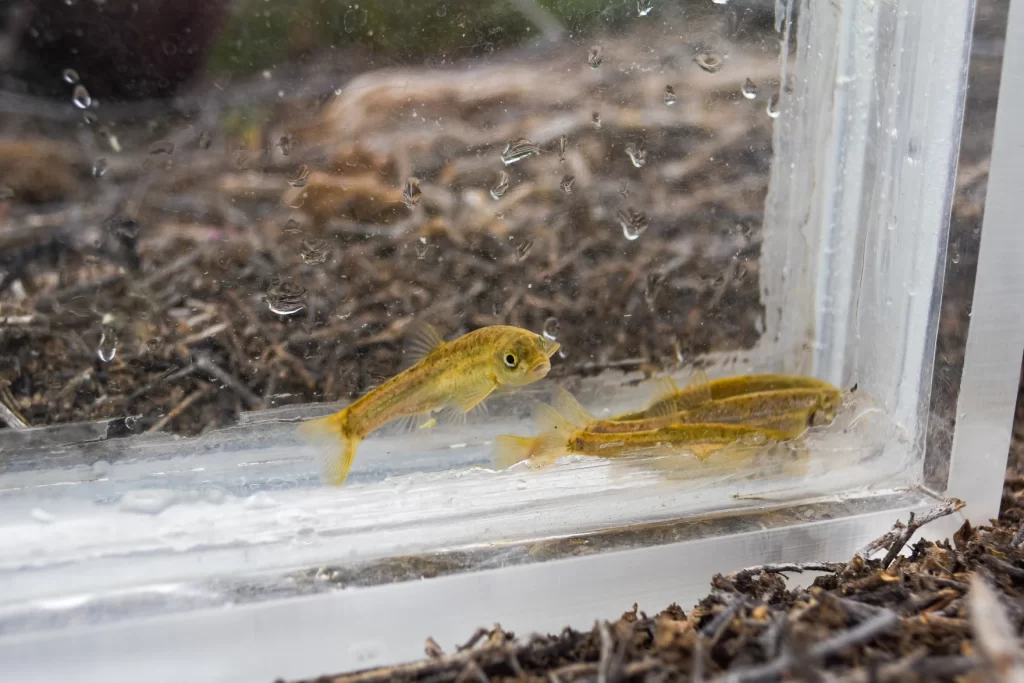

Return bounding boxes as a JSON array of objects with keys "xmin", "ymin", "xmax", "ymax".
[{"xmin": 449, "ymin": 379, "xmax": 498, "ymax": 415}]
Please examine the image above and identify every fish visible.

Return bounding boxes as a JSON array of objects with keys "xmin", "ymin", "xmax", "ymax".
[
  {"xmin": 612, "ymin": 372, "xmax": 841, "ymax": 422},
  {"xmin": 492, "ymin": 398, "xmax": 788, "ymax": 471},
  {"xmin": 299, "ymin": 321, "xmax": 560, "ymax": 486}
]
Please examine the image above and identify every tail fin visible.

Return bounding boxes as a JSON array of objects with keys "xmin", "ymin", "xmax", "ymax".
[
  {"xmin": 493, "ymin": 435, "xmax": 541, "ymax": 470},
  {"xmin": 297, "ymin": 409, "xmax": 361, "ymax": 487}
]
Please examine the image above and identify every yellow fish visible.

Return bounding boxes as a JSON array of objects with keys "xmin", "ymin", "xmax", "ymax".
[
  {"xmin": 492, "ymin": 399, "xmax": 788, "ymax": 470},
  {"xmin": 613, "ymin": 372, "xmax": 841, "ymax": 422},
  {"xmin": 299, "ymin": 321, "xmax": 560, "ymax": 486}
]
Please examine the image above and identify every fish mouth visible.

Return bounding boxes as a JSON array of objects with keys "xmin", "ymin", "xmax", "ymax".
[{"xmin": 529, "ymin": 359, "xmax": 552, "ymax": 377}]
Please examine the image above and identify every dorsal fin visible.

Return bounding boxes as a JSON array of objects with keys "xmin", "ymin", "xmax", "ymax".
[
  {"xmin": 533, "ymin": 402, "xmax": 575, "ymax": 436},
  {"xmin": 550, "ymin": 387, "xmax": 595, "ymax": 429},
  {"xmin": 642, "ymin": 376, "xmax": 680, "ymax": 416},
  {"xmin": 675, "ymin": 370, "xmax": 712, "ymax": 410},
  {"xmin": 402, "ymin": 319, "xmax": 445, "ymax": 367}
]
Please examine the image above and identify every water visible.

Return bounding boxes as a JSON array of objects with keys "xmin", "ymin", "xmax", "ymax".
[
  {"xmin": 542, "ymin": 317, "xmax": 560, "ymax": 341},
  {"xmin": 742, "ymin": 78, "xmax": 758, "ymax": 99},
  {"xmin": 288, "ymin": 165, "xmax": 311, "ymax": 188},
  {"xmin": 618, "ymin": 208, "xmax": 649, "ymax": 241},
  {"xmin": 266, "ymin": 279, "xmax": 308, "ymax": 316},
  {"xmin": 71, "ymin": 84, "xmax": 91, "ymax": 109},
  {"xmin": 637, "ymin": 0, "xmax": 653, "ymax": 17},
  {"xmin": 61, "ymin": 68, "xmax": 79, "ymax": 84},
  {"xmin": 490, "ymin": 171, "xmax": 509, "ymax": 200},
  {"xmin": 664, "ymin": 86, "xmax": 677, "ymax": 105},
  {"xmin": 500, "ymin": 138, "xmax": 540, "ymax": 165},
  {"xmin": 300, "ymin": 240, "xmax": 330, "ymax": 266},
  {"xmin": 694, "ymin": 52, "xmax": 724, "ymax": 73},
  {"xmin": 625, "ymin": 144, "xmax": 647, "ymax": 168},
  {"xmin": 767, "ymin": 92, "xmax": 781, "ymax": 118},
  {"xmin": 403, "ymin": 177, "xmax": 422, "ymax": 207}
]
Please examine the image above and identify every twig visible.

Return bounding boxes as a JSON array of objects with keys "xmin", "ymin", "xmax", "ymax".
[
  {"xmin": 968, "ymin": 573, "xmax": 1024, "ymax": 683},
  {"xmin": 711, "ymin": 609, "xmax": 900, "ymax": 683},
  {"xmin": 825, "ymin": 654, "xmax": 980, "ymax": 683},
  {"xmin": 596, "ymin": 620, "xmax": 623, "ymax": 683},
  {"xmin": 727, "ymin": 562, "xmax": 841, "ymax": 582},
  {"xmin": 858, "ymin": 499, "xmax": 965, "ymax": 568},
  {"xmin": 0, "ymin": 381, "xmax": 28, "ymax": 429},
  {"xmin": 144, "ymin": 385, "xmax": 211, "ymax": 434},
  {"xmin": 194, "ymin": 355, "xmax": 262, "ymax": 409}
]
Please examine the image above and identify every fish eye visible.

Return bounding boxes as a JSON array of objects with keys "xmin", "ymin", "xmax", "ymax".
[{"xmin": 504, "ymin": 352, "xmax": 519, "ymax": 368}]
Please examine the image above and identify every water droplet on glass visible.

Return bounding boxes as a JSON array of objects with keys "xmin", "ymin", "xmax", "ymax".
[
  {"xmin": 637, "ymin": 0, "xmax": 653, "ymax": 16},
  {"xmin": 587, "ymin": 45, "xmax": 603, "ymax": 69},
  {"xmin": 0, "ymin": 185, "xmax": 13, "ymax": 201},
  {"xmin": 416, "ymin": 237, "xmax": 429, "ymax": 260},
  {"xmin": 713, "ymin": 0, "xmax": 729, "ymax": 4},
  {"xmin": 501, "ymin": 138, "xmax": 540, "ymax": 165},
  {"xmin": 148, "ymin": 140, "xmax": 174, "ymax": 155},
  {"xmin": 403, "ymin": 177, "xmax": 422, "ymax": 208},
  {"xmin": 516, "ymin": 239, "xmax": 534, "ymax": 262},
  {"xmin": 300, "ymin": 239, "xmax": 329, "ymax": 265},
  {"xmin": 198, "ymin": 130, "xmax": 212, "ymax": 149},
  {"xmin": 277, "ymin": 133, "xmax": 294, "ymax": 156},
  {"xmin": 72, "ymin": 84, "xmax": 91, "ymax": 109},
  {"xmin": 266, "ymin": 278, "xmax": 308, "ymax": 316},
  {"xmin": 62, "ymin": 68, "xmax": 79, "ymax": 84},
  {"xmin": 645, "ymin": 272, "xmax": 664, "ymax": 309},
  {"xmin": 951, "ymin": 251, "xmax": 960, "ymax": 264},
  {"xmin": 542, "ymin": 317, "xmax": 560, "ymax": 341},
  {"xmin": 766, "ymin": 92, "xmax": 781, "ymax": 118},
  {"xmin": 591, "ymin": 111, "xmax": 602, "ymax": 130},
  {"xmin": 92, "ymin": 158, "xmax": 108, "ymax": 177},
  {"xmin": 490, "ymin": 171, "xmax": 509, "ymax": 200},
  {"xmin": 625, "ymin": 143, "xmax": 646, "ymax": 168},
  {"xmin": 92, "ymin": 459, "xmax": 112, "ymax": 476},
  {"xmin": 245, "ymin": 492, "xmax": 279, "ymax": 510},
  {"xmin": 617, "ymin": 208, "xmax": 649, "ymax": 241},
  {"xmin": 436, "ymin": 4, "xmax": 447, "ymax": 17},
  {"xmin": 886, "ymin": 220, "xmax": 897, "ymax": 232},
  {"xmin": 285, "ymin": 218, "xmax": 303, "ymax": 234},
  {"xmin": 694, "ymin": 52, "xmax": 724, "ymax": 74},
  {"xmin": 289, "ymin": 165, "xmax": 311, "ymax": 188},
  {"xmin": 560, "ymin": 175, "xmax": 575, "ymax": 194},
  {"xmin": 32, "ymin": 508, "xmax": 56, "ymax": 524},
  {"xmin": 97, "ymin": 329, "xmax": 117, "ymax": 362},
  {"xmin": 558, "ymin": 135, "xmax": 568, "ymax": 163},
  {"xmin": 83, "ymin": 111, "xmax": 98, "ymax": 125},
  {"xmin": 233, "ymin": 150, "xmax": 249, "ymax": 169},
  {"xmin": 663, "ymin": 85, "xmax": 677, "ymax": 106},
  {"xmin": 741, "ymin": 78, "xmax": 758, "ymax": 99}
]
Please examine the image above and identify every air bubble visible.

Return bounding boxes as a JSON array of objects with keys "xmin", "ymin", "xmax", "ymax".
[
  {"xmin": 694, "ymin": 52, "xmax": 724, "ymax": 74},
  {"xmin": 92, "ymin": 158, "xmax": 108, "ymax": 178},
  {"xmin": 436, "ymin": 4, "xmax": 447, "ymax": 17},
  {"xmin": 403, "ymin": 177, "xmax": 422, "ymax": 207},
  {"xmin": 560, "ymin": 175, "xmax": 575, "ymax": 194},
  {"xmin": 625, "ymin": 144, "xmax": 646, "ymax": 168},
  {"xmin": 62, "ymin": 68, "xmax": 80, "ymax": 84},
  {"xmin": 72, "ymin": 84, "xmax": 91, "ymax": 109},
  {"xmin": 741, "ymin": 78, "xmax": 758, "ymax": 99},
  {"xmin": 516, "ymin": 239, "xmax": 535, "ymax": 262},
  {"xmin": 97, "ymin": 329, "xmax": 117, "ymax": 362},
  {"xmin": 288, "ymin": 165, "xmax": 311, "ymax": 188},
  {"xmin": 663, "ymin": 85, "xmax": 677, "ymax": 106},
  {"xmin": 300, "ymin": 239, "xmax": 329, "ymax": 265},
  {"xmin": 266, "ymin": 278, "xmax": 308, "ymax": 316},
  {"xmin": 766, "ymin": 92, "xmax": 780, "ymax": 118},
  {"xmin": 587, "ymin": 46, "xmax": 603, "ymax": 69},
  {"xmin": 490, "ymin": 171, "xmax": 509, "ymax": 200},
  {"xmin": 501, "ymin": 138, "xmax": 540, "ymax": 165},
  {"xmin": 542, "ymin": 317, "xmax": 560, "ymax": 341},
  {"xmin": 277, "ymin": 133, "xmax": 295, "ymax": 156},
  {"xmin": 148, "ymin": 140, "xmax": 174, "ymax": 155},
  {"xmin": 618, "ymin": 208, "xmax": 649, "ymax": 241}
]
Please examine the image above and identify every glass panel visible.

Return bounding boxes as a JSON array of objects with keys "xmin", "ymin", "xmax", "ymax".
[{"xmin": 0, "ymin": 0, "xmax": 998, "ymax": 670}]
